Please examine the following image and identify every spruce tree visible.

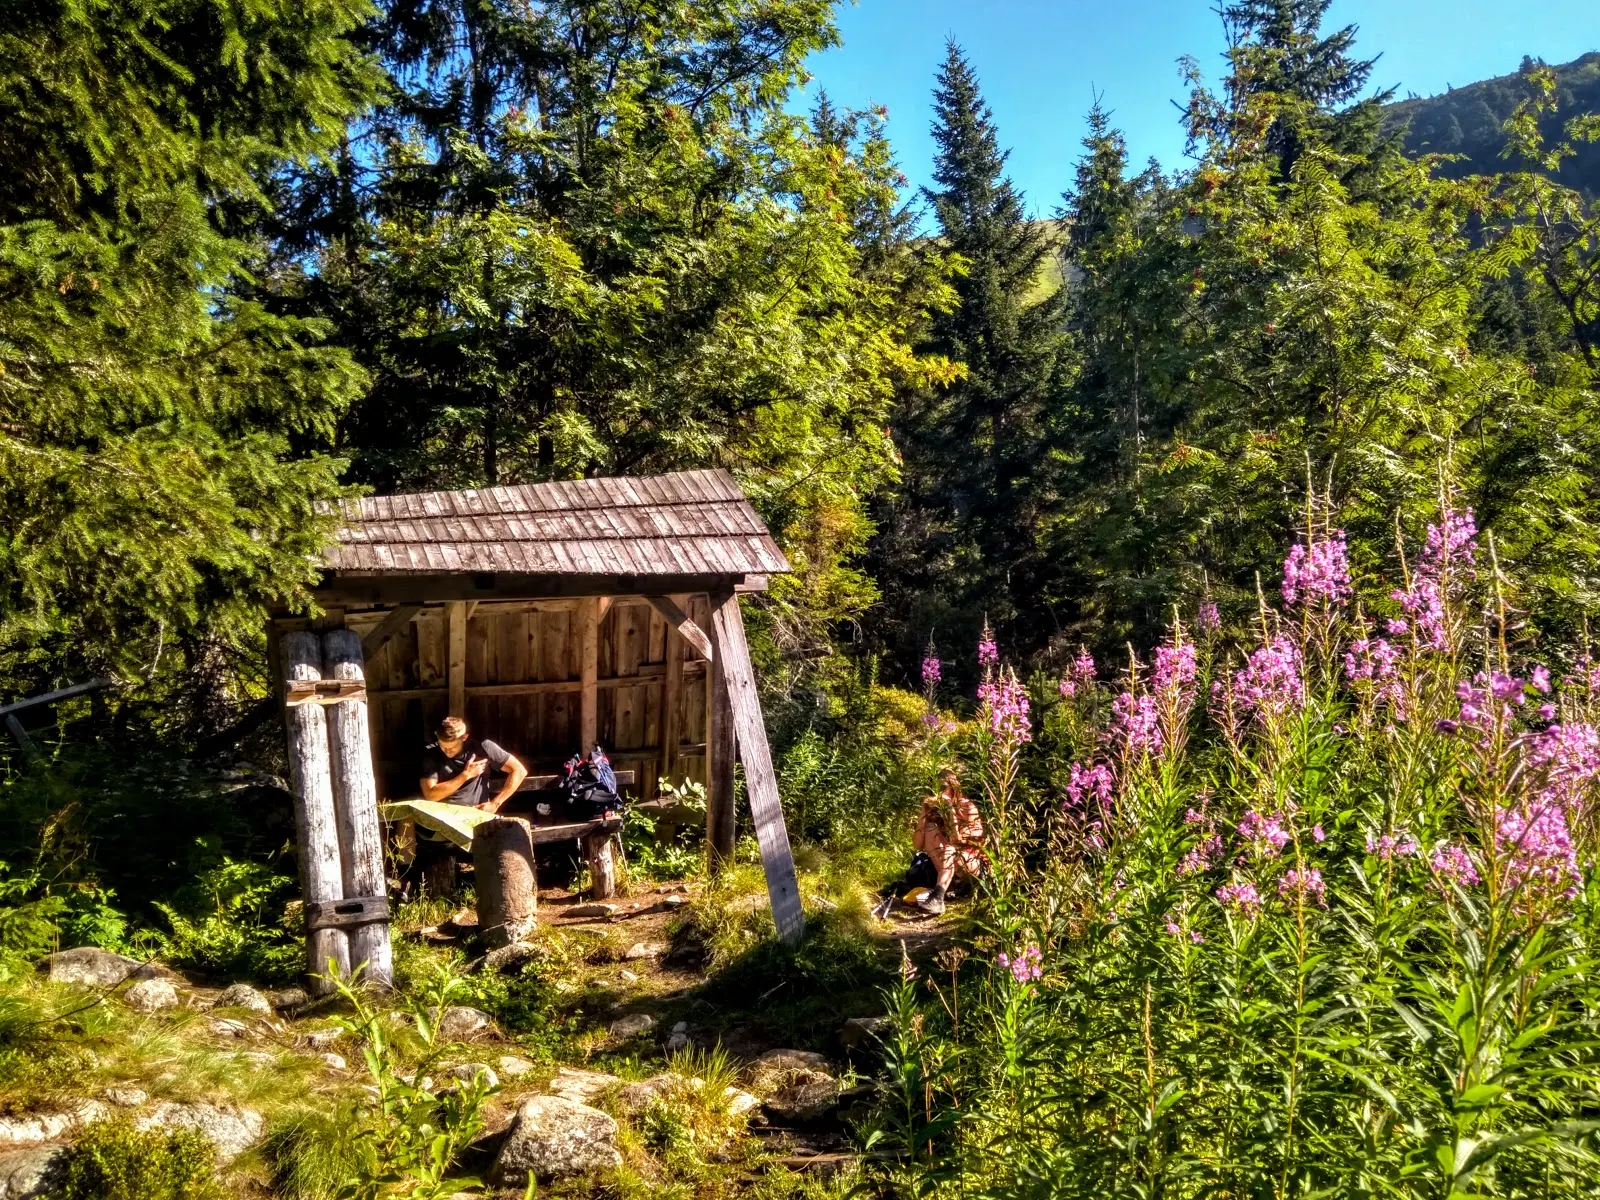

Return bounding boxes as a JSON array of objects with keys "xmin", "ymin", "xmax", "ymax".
[
  {"xmin": 872, "ymin": 42, "xmax": 1067, "ymax": 675},
  {"xmin": 0, "ymin": 1, "xmax": 376, "ymax": 714}
]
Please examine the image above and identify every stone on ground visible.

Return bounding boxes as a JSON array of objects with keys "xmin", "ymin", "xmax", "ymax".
[
  {"xmin": 615, "ymin": 969, "xmax": 638, "ymax": 984},
  {"xmin": 746, "ymin": 1049, "xmax": 840, "ymax": 1123},
  {"xmin": 496, "ymin": 1055, "xmax": 536, "ymax": 1079},
  {"xmin": 212, "ymin": 984, "xmax": 272, "ymax": 1015},
  {"xmin": 617, "ymin": 1074, "xmax": 679, "ymax": 1116},
  {"xmin": 104, "ymin": 1087, "xmax": 148, "ymax": 1108},
  {"xmin": 546, "ymin": 1068, "xmax": 619, "ymax": 1105},
  {"xmin": 45, "ymin": 948, "xmax": 165, "ymax": 989},
  {"xmin": 840, "ymin": 1015, "xmax": 892, "ymax": 1050},
  {"xmin": 724, "ymin": 1087, "xmax": 761, "ymax": 1118},
  {"xmin": 489, "ymin": 1095, "xmax": 621, "ymax": 1183},
  {"xmin": 134, "ymin": 1101, "xmax": 265, "ymax": 1164},
  {"xmin": 622, "ymin": 942, "xmax": 664, "ymax": 961},
  {"xmin": 607, "ymin": 1012, "xmax": 656, "ymax": 1039},
  {"xmin": 320, "ymin": 1053, "xmax": 347, "ymax": 1071},
  {"xmin": 267, "ymin": 987, "xmax": 309, "ymax": 1011},
  {"xmin": 746, "ymin": 1049, "xmax": 831, "ymax": 1093},
  {"xmin": 0, "ymin": 1146, "xmax": 66, "ymax": 1199},
  {"xmin": 480, "ymin": 942, "xmax": 544, "ymax": 974},
  {"xmin": 207, "ymin": 1017, "xmax": 251, "ymax": 1039},
  {"xmin": 436, "ymin": 1005, "xmax": 498, "ymax": 1043},
  {"xmin": 446, "ymin": 1062, "xmax": 499, "ymax": 1088},
  {"xmin": 123, "ymin": 978, "xmax": 180, "ymax": 1013},
  {"xmin": 0, "ymin": 1103, "xmax": 106, "ymax": 1148},
  {"xmin": 300, "ymin": 1027, "xmax": 343, "ymax": 1050},
  {"xmin": 566, "ymin": 903, "xmax": 616, "ymax": 919}
]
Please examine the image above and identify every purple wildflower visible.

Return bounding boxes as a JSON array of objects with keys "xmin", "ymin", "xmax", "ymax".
[
  {"xmin": 1283, "ymin": 529, "xmax": 1353, "ymax": 607},
  {"xmin": 921, "ymin": 652, "xmax": 942, "ymax": 689},
  {"xmin": 1366, "ymin": 832, "xmax": 1420, "ymax": 860},
  {"xmin": 996, "ymin": 944, "xmax": 1043, "ymax": 985},
  {"xmin": 1065, "ymin": 762, "xmax": 1114, "ymax": 811},
  {"xmin": 1178, "ymin": 833, "xmax": 1224, "ymax": 877},
  {"xmin": 1196, "ymin": 600, "xmax": 1222, "ymax": 632},
  {"xmin": 978, "ymin": 669, "xmax": 1032, "ymax": 744},
  {"xmin": 1111, "ymin": 691, "xmax": 1162, "ymax": 755},
  {"xmin": 1229, "ymin": 636, "xmax": 1306, "ymax": 724},
  {"xmin": 1238, "ymin": 809, "xmax": 1292, "ymax": 858},
  {"xmin": 1429, "ymin": 842, "xmax": 1480, "ymax": 888},
  {"xmin": 1216, "ymin": 880, "xmax": 1264, "ymax": 919},
  {"xmin": 1277, "ymin": 867, "xmax": 1327, "ymax": 907}
]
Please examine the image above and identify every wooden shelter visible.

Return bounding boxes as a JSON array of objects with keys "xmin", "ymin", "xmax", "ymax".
[{"xmin": 272, "ymin": 469, "xmax": 805, "ymax": 989}]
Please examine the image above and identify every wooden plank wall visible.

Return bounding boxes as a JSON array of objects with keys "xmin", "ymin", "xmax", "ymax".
[{"xmin": 348, "ymin": 599, "xmax": 711, "ymax": 802}]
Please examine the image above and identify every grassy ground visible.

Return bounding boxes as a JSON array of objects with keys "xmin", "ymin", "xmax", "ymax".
[{"xmin": 0, "ymin": 838, "xmax": 960, "ymax": 1198}]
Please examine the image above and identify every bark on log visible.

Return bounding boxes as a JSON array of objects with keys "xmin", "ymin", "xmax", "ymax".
[
  {"xmin": 472, "ymin": 817, "xmax": 537, "ymax": 947},
  {"xmin": 584, "ymin": 829, "xmax": 617, "ymax": 900},
  {"xmin": 323, "ymin": 629, "xmax": 394, "ymax": 987},
  {"xmin": 282, "ymin": 632, "xmax": 351, "ymax": 992}
]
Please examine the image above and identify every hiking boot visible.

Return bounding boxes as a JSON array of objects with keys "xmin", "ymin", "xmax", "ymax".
[{"xmin": 916, "ymin": 893, "xmax": 946, "ymax": 916}]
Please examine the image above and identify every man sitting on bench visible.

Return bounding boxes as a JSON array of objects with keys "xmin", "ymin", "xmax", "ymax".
[{"xmin": 420, "ymin": 715, "xmax": 529, "ymax": 813}]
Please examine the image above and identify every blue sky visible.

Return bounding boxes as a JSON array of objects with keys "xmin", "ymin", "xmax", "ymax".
[{"xmin": 799, "ymin": 0, "xmax": 1600, "ymax": 218}]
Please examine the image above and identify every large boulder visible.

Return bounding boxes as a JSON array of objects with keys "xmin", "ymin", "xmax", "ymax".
[
  {"xmin": 746, "ymin": 1050, "xmax": 840, "ymax": 1124},
  {"xmin": 123, "ymin": 979, "xmax": 180, "ymax": 1013},
  {"xmin": 746, "ymin": 1049, "xmax": 831, "ymax": 1094},
  {"xmin": 606, "ymin": 1013, "xmax": 655, "ymax": 1039},
  {"xmin": 134, "ymin": 1102, "xmax": 265, "ymax": 1164},
  {"xmin": 489, "ymin": 1096, "xmax": 621, "ymax": 1183},
  {"xmin": 0, "ymin": 1146, "xmax": 66, "ymax": 1198},
  {"xmin": 45, "ymin": 948, "xmax": 164, "ymax": 989},
  {"xmin": 212, "ymin": 984, "xmax": 272, "ymax": 1015}
]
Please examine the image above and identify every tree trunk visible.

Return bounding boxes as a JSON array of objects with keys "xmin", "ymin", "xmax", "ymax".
[
  {"xmin": 322, "ymin": 629, "xmax": 394, "ymax": 987},
  {"xmin": 282, "ymin": 632, "xmax": 351, "ymax": 993},
  {"xmin": 584, "ymin": 829, "xmax": 617, "ymax": 900},
  {"xmin": 706, "ymin": 592, "xmax": 738, "ymax": 867},
  {"xmin": 472, "ymin": 817, "xmax": 537, "ymax": 946}
]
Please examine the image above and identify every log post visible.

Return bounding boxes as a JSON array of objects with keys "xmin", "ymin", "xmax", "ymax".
[
  {"xmin": 708, "ymin": 591, "xmax": 804, "ymax": 944},
  {"xmin": 322, "ymin": 629, "xmax": 394, "ymax": 988},
  {"xmin": 580, "ymin": 596, "xmax": 600, "ymax": 754},
  {"xmin": 447, "ymin": 600, "xmax": 468, "ymax": 717},
  {"xmin": 472, "ymin": 817, "xmax": 537, "ymax": 947},
  {"xmin": 706, "ymin": 593, "xmax": 737, "ymax": 867},
  {"xmin": 282, "ymin": 632, "xmax": 352, "ymax": 992},
  {"xmin": 584, "ymin": 828, "xmax": 617, "ymax": 900}
]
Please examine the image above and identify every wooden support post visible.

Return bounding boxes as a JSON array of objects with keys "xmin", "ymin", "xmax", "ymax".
[
  {"xmin": 322, "ymin": 629, "xmax": 394, "ymax": 988},
  {"xmin": 706, "ymin": 592, "xmax": 737, "ymax": 868},
  {"xmin": 361, "ymin": 605, "xmax": 422, "ymax": 660},
  {"xmin": 447, "ymin": 601, "xmax": 468, "ymax": 717},
  {"xmin": 643, "ymin": 595, "xmax": 714, "ymax": 662},
  {"xmin": 472, "ymin": 817, "xmax": 537, "ymax": 947},
  {"xmin": 708, "ymin": 591, "xmax": 803, "ymax": 943},
  {"xmin": 661, "ymin": 612, "xmax": 684, "ymax": 784},
  {"xmin": 584, "ymin": 828, "xmax": 617, "ymax": 900},
  {"xmin": 580, "ymin": 596, "xmax": 599, "ymax": 754},
  {"xmin": 281, "ymin": 632, "xmax": 352, "ymax": 992}
]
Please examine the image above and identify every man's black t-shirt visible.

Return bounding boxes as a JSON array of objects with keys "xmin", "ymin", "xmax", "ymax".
[{"xmin": 420, "ymin": 737, "xmax": 511, "ymax": 808}]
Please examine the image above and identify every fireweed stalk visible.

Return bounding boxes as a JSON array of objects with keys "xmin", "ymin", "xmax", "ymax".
[{"xmin": 885, "ymin": 500, "xmax": 1600, "ymax": 1199}]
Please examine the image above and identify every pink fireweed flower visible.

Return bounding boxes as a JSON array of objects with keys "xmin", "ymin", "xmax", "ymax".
[
  {"xmin": 1196, "ymin": 600, "xmax": 1222, "ymax": 632},
  {"xmin": 1065, "ymin": 762, "xmax": 1114, "ymax": 811},
  {"xmin": 978, "ymin": 669, "xmax": 1032, "ymax": 743},
  {"xmin": 1074, "ymin": 648, "xmax": 1096, "ymax": 687},
  {"xmin": 1312, "ymin": 824, "xmax": 1325, "ymax": 842},
  {"xmin": 996, "ymin": 944, "xmax": 1043, "ymax": 984},
  {"xmin": 1216, "ymin": 879, "xmax": 1264, "ymax": 918},
  {"xmin": 1058, "ymin": 673, "xmax": 1076, "ymax": 699},
  {"xmin": 1423, "ymin": 507, "xmax": 1478, "ymax": 574},
  {"xmin": 1110, "ymin": 691, "xmax": 1162, "ymax": 755},
  {"xmin": 1283, "ymin": 529, "xmax": 1353, "ymax": 607},
  {"xmin": 977, "ymin": 628, "xmax": 999, "ymax": 671},
  {"xmin": 1366, "ymin": 832, "xmax": 1419, "ymax": 860},
  {"xmin": 1496, "ymin": 798, "xmax": 1581, "ymax": 900},
  {"xmin": 1429, "ymin": 842, "xmax": 1480, "ymax": 888},
  {"xmin": 920, "ymin": 652, "xmax": 942, "ymax": 689},
  {"xmin": 1541, "ymin": 703, "xmax": 1558, "ymax": 722},
  {"xmin": 1190, "ymin": 930, "xmax": 1206, "ymax": 944},
  {"xmin": 1230, "ymin": 636, "xmax": 1305, "ymax": 724},
  {"xmin": 1164, "ymin": 916, "xmax": 1182, "ymax": 936},
  {"xmin": 1524, "ymin": 721, "xmax": 1600, "ymax": 811},
  {"xmin": 1178, "ymin": 833, "xmax": 1224, "ymax": 877},
  {"xmin": 1390, "ymin": 506, "xmax": 1478, "ymax": 653},
  {"xmin": 1238, "ymin": 809, "xmax": 1292, "ymax": 858},
  {"xmin": 1277, "ymin": 867, "xmax": 1327, "ymax": 907},
  {"xmin": 1152, "ymin": 641, "xmax": 1198, "ymax": 695},
  {"xmin": 1532, "ymin": 665, "xmax": 1552, "ymax": 695}
]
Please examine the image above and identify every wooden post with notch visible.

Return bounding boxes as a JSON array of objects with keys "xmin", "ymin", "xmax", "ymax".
[
  {"xmin": 321, "ymin": 629, "xmax": 394, "ymax": 987},
  {"xmin": 281, "ymin": 631, "xmax": 352, "ymax": 992},
  {"xmin": 472, "ymin": 817, "xmax": 537, "ymax": 947},
  {"xmin": 447, "ymin": 601, "xmax": 468, "ymax": 717},
  {"xmin": 707, "ymin": 591, "xmax": 802, "ymax": 943},
  {"xmin": 580, "ymin": 596, "xmax": 600, "ymax": 754}
]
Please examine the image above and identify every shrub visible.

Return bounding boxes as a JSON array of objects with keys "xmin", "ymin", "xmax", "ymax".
[
  {"xmin": 884, "ymin": 500, "xmax": 1600, "ymax": 1197},
  {"xmin": 153, "ymin": 858, "xmax": 300, "ymax": 983},
  {"xmin": 52, "ymin": 1121, "xmax": 221, "ymax": 1200}
]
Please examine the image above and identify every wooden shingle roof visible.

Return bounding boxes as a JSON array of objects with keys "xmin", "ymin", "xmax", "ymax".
[{"xmin": 324, "ymin": 469, "xmax": 791, "ymax": 579}]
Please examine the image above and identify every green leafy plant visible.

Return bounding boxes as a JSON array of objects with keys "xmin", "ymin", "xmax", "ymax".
[
  {"xmin": 154, "ymin": 858, "xmax": 300, "ymax": 983},
  {"xmin": 52, "ymin": 1120, "xmax": 222, "ymax": 1200}
]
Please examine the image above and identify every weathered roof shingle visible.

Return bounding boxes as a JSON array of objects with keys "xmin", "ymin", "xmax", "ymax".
[{"xmin": 324, "ymin": 469, "xmax": 790, "ymax": 578}]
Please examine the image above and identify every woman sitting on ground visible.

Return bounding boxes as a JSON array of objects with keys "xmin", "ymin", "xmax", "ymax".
[{"xmin": 912, "ymin": 767, "xmax": 986, "ymax": 915}]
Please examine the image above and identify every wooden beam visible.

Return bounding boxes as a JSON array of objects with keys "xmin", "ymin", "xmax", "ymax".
[
  {"xmin": 446, "ymin": 601, "xmax": 468, "ymax": 716},
  {"xmin": 642, "ymin": 595, "xmax": 713, "ymax": 662},
  {"xmin": 706, "ymin": 593, "xmax": 737, "ymax": 868},
  {"xmin": 322, "ymin": 629, "xmax": 393, "ymax": 988},
  {"xmin": 707, "ymin": 591, "xmax": 803, "ymax": 943},
  {"xmin": 596, "ymin": 596, "xmax": 614, "ymax": 624},
  {"xmin": 580, "ymin": 596, "xmax": 599, "ymax": 754},
  {"xmin": 312, "ymin": 571, "xmax": 767, "ymax": 608},
  {"xmin": 360, "ymin": 605, "xmax": 421, "ymax": 659},
  {"xmin": 4, "ymin": 715, "xmax": 39, "ymax": 760},
  {"xmin": 281, "ymin": 632, "xmax": 352, "ymax": 992},
  {"xmin": 0, "ymin": 678, "xmax": 113, "ymax": 718}
]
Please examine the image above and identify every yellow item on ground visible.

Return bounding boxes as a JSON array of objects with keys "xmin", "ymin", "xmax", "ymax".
[{"xmin": 380, "ymin": 799, "xmax": 494, "ymax": 850}]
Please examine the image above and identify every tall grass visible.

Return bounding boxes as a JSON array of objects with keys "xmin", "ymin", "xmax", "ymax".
[{"xmin": 884, "ymin": 499, "xmax": 1600, "ymax": 1197}]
